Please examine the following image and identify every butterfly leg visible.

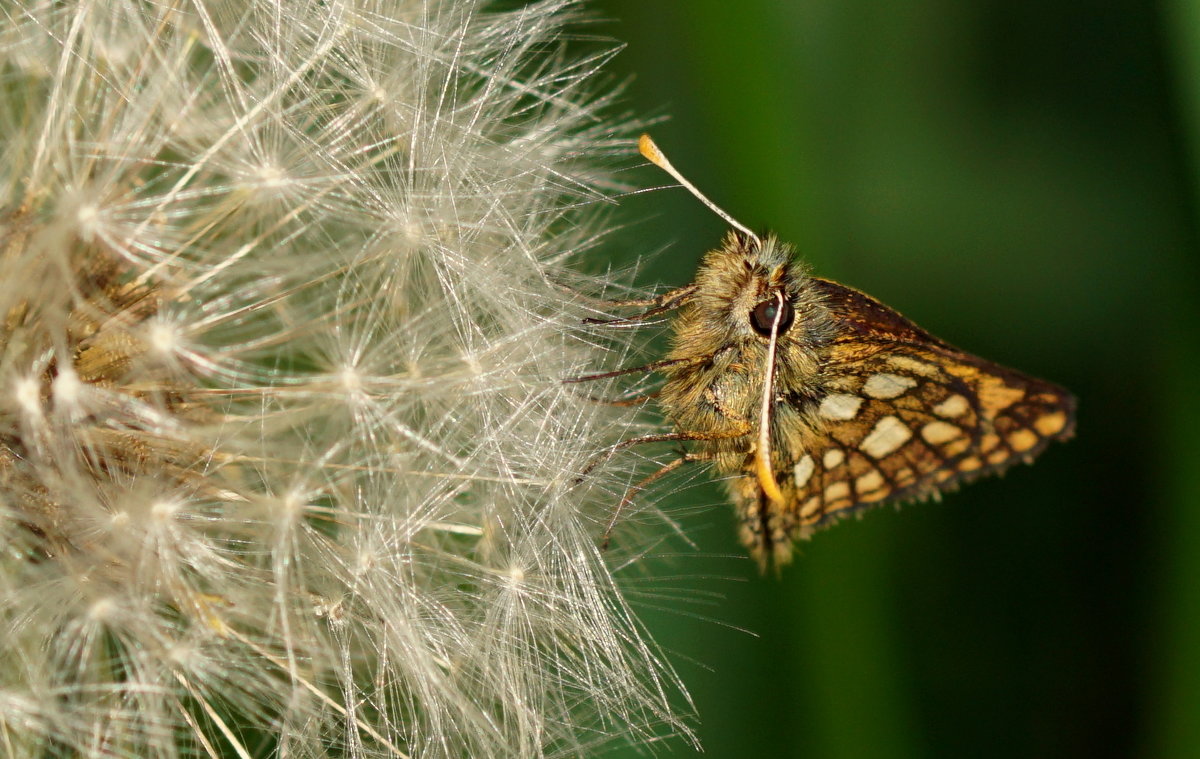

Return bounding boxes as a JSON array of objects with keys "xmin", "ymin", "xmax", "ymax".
[
  {"xmin": 582, "ymin": 284, "xmax": 698, "ymax": 326},
  {"xmin": 738, "ymin": 486, "xmax": 793, "ymax": 574},
  {"xmin": 562, "ymin": 356, "xmax": 693, "ymax": 384},
  {"xmin": 574, "ymin": 420, "xmax": 752, "ymax": 483},
  {"xmin": 568, "ymin": 388, "xmax": 661, "ymax": 407},
  {"xmin": 563, "ymin": 347, "xmax": 728, "ymax": 385},
  {"xmin": 600, "ymin": 451, "xmax": 714, "ymax": 550}
]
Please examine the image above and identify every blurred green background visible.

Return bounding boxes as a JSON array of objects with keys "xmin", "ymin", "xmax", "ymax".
[{"xmin": 589, "ymin": 1, "xmax": 1200, "ymax": 757}]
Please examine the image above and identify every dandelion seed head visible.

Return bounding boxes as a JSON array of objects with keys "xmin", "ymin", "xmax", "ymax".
[
  {"xmin": 13, "ymin": 377, "xmax": 42, "ymax": 418},
  {"xmin": 167, "ymin": 640, "xmax": 199, "ymax": 668},
  {"xmin": 279, "ymin": 490, "xmax": 307, "ymax": 524},
  {"xmin": 505, "ymin": 563, "xmax": 527, "ymax": 587},
  {"xmin": 86, "ymin": 598, "xmax": 118, "ymax": 624},
  {"xmin": 1, "ymin": 0, "xmax": 691, "ymax": 756},
  {"xmin": 51, "ymin": 366, "xmax": 82, "ymax": 408},
  {"xmin": 252, "ymin": 163, "xmax": 288, "ymax": 189},
  {"xmin": 144, "ymin": 320, "xmax": 181, "ymax": 361},
  {"xmin": 74, "ymin": 203, "xmax": 102, "ymax": 243},
  {"xmin": 355, "ymin": 548, "xmax": 376, "ymax": 577},
  {"xmin": 401, "ymin": 218, "xmax": 429, "ymax": 247},
  {"xmin": 149, "ymin": 498, "xmax": 180, "ymax": 524},
  {"xmin": 338, "ymin": 364, "xmax": 364, "ymax": 394}
]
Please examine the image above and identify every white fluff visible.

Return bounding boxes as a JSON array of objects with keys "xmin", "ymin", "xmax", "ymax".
[{"xmin": 0, "ymin": 1, "xmax": 690, "ymax": 756}]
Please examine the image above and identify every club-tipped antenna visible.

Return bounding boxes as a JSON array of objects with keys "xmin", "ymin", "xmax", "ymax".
[{"xmin": 639, "ymin": 134, "xmax": 760, "ymax": 245}]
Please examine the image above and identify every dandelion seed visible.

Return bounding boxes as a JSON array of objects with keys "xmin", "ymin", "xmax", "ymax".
[{"xmin": 13, "ymin": 377, "xmax": 42, "ymax": 417}]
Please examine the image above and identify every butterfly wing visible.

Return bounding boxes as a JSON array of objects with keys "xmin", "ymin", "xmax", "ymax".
[{"xmin": 782, "ymin": 278, "xmax": 1075, "ymax": 537}]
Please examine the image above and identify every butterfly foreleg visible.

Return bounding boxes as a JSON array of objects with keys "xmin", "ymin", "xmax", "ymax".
[
  {"xmin": 568, "ymin": 388, "xmax": 661, "ymax": 407},
  {"xmin": 562, "ymin": 354, "xmax": 706, "ymax": 385},
  {"xmin": 600, "ymin": 451, "xmax": 715, "ymax": 550},
  {"xmin": 574, "ymin": 419, "xmax": 752, "ymax": 483},
  {"xmin": 582, "ymin": 284, "xmax": 698, "ymax": 326}
]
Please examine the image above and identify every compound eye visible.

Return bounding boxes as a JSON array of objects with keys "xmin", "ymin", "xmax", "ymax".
[{"xmin": 750, "ymin": 295, "xmax": 795, "ymax": 336}]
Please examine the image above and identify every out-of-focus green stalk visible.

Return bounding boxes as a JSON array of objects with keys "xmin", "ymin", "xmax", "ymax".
[{"xmin": 1149, "ymin": 4, "xmax": 1200, "ymax": 756}]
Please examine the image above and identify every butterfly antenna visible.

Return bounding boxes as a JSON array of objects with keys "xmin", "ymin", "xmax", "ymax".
[
  {"xmin": 638, "ymin": 134, "xmax": 761, "ymax": 245},
  {"xmin": 754, "ymin": 290, "xmax": 786, "ymax": 506}
]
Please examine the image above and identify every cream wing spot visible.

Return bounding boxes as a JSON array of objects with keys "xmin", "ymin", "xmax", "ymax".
[
  {"xmin": 921, "ymin": 420, "xmax": 962, "ymax": 446},
  {"xmin": 862, "ymin": 373, "xmax": 917, "ymax": 399},
  {"xmin": 933, "ymin": 394, "xmax": 969, "ymax": 418},
  {"xmin": 855, "ymin": 470, "xmax": 886, "ymax": 498},
  {"xmin": 885, "ymin": 354, "xmax": 940, "ymax": 378},
  {"xmin": 823, "ymin": 448, "xmax": 845, "ymax": 469},
  {"xmin": 943, "ymin": 437, "xmax": 972, "ymax": 457},
  {"xmin": 818, "ymin": 393, "xmax": 863, "ymax": 421},
  {"xmin": 793, "ymin": 455, "xmax": 816, "ymax": 488},
  {"xmin": 1034, "ymin": 411, "xmax": 1068, "ymax": 436},
  {"xmin": 800, "ymin": 496, "xmax": 822, "ymax": 519},
  {"xmin": 824, "ymin": 481, "xmax": 851, "ymax": 503},
  {"xmin": 1008, "ymin": 428, "xmax": 1039, "ymax": 452},
  {"xmin": 859, "ymin": 415, "xmax": 912, "ymax": 459}
]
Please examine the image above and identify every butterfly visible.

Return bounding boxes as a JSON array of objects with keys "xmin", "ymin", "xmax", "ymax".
[{"xmin": 570, "ymin": 135, "xmax": 1076, "ymax": 570}]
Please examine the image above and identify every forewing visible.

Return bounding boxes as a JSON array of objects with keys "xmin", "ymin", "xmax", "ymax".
[{"xmin": 786, "ymin": 279, "xmax": 1075, "ymax": 534}]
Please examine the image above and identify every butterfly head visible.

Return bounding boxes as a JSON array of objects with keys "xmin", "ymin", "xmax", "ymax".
[
  {"xmin": 667, "ymin": 230, "xmax": 836, "ymax": 505},
  {"xmin": 679, "ymin": 231, "xmax": 832, "ymax": 359}
]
